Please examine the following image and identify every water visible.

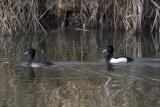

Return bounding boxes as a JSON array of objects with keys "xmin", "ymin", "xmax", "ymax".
[{"xmin": 0, "ymin": 29, "xmax": 160, "ymax": 107}]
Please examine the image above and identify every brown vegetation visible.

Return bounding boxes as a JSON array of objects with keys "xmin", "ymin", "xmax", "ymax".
[{"xmin": 0, "ymin": 0, "xmax": 160, "ymax": 35}]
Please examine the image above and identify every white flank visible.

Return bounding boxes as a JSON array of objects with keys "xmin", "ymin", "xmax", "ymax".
[
  {"xmin": 110, "ymin": 58, "xmax": 127, "ymax": 63},
  {"xmin": 30, "ymin": 62, "xmax": 40, "ymax": 68}
]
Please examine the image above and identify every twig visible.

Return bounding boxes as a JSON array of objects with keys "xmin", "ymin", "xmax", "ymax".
[
  {"xmin": 151, "ymin": 9, "xmax": 159, "ymax": 32},
  {"xmin": 150, "ymin": 0, "xmax": 160, "ymax": 10},
  {"xmin": 34, "ymin": 15, "xmax": 47, "ymax": 35},
  {"xmin": 38, "ymin": 2, "xmax": 55, "ymax": 20}
]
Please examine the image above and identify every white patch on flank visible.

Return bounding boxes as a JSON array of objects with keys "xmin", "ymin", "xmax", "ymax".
[
  {"xmin": 21, "ymin": 62, "xmax": 40, "ymax": 68},
  {"xmin": 30, "ymin": 62, "xmax": 40, "ymax": 68},
  {"xmin": 110, "ymin": 58, "xmax": 127, "ymax": 63}
]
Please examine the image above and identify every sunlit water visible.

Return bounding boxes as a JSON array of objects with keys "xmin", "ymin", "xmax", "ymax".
[{"xmin": 0, "ymin": 29, "xmax": 160, "ymax": 107}]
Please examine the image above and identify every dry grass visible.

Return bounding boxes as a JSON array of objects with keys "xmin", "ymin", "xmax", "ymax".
[{"xmin": 0, "ymin": 0, "xmax": 160, "ymax": 35}]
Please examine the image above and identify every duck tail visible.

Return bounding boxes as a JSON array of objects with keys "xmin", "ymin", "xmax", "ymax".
[{"xmin": 126, "ymin": 57, "xmax": 134, "ymax": 62}]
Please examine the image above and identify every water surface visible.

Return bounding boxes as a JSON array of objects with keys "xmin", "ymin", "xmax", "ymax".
[{"xmin": 0, "ymin": 30, "xmax": 160, "ymax": 107}]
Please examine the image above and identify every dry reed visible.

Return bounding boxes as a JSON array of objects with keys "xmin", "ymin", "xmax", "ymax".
[{"xmin": 0, "ymin": 0, "xmax": 160, "ymax": 35}]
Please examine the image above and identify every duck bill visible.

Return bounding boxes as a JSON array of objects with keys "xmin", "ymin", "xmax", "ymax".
[
  {"xmin": 24, "ymin": 51, "xmax": 29, "ymax": 55},
  {"xmin": 102, "ymin": 49, "xmax": 107, "ymax": 57},
  {"xmin": 102, "ymin": 48, "xmax": 111, "ymax": 57},
  {"xmin": 102, "ymin": 49, "xmax": 107, "ymax": 53}
]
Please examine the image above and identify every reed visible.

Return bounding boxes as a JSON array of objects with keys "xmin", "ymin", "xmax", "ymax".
[{"xmin": 0, "ymin": 0, "xmax": 160, "ymax": 35}]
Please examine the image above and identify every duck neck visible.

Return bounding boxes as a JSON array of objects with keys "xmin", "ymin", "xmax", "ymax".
[
  {"xmin": 105, "ymin": 54, "xmax": 112, "ymax": 64},
  {"xmin": 30, "ymin": 53, "xmax": 35, "ymax": 61}
]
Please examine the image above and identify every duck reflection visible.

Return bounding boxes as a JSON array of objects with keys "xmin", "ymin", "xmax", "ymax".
[
  {"xmin": 106, "ymin": 64, "xmax": 114, "ymax": 72},
  {"xmin": 27, "ymin": 67, "xmax": 35, "ymax": 80}
]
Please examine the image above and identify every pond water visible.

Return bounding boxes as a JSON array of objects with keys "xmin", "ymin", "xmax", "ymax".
[{"xmin": 0, "ymin": 29, "xmax": 160, "ymax": 107}]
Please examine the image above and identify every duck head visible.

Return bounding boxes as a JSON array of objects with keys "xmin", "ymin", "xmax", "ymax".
[
  {"xmin": 102, "ymin": 45, "xmax": 114, "ymax": 63},
  {"xmin": 24, "ymin": 48, "xmax": 36, "ymax": 60}
]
